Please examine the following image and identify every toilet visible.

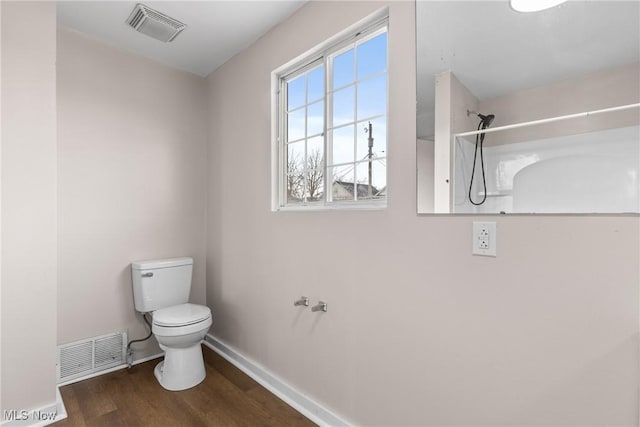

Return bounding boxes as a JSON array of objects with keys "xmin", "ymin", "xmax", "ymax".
[{"xmin": 131, "ymin": 257, "xmax": 212, "ymax": 391}]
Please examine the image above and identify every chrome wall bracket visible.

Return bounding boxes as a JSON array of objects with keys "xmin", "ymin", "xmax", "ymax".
[
  {"xmin": 311, "ymin": 301, "xmax": 327, "ymax": 312},
  {"xmin": 294, "ymin": 296, "xmax": 309, "ymax": 307}
]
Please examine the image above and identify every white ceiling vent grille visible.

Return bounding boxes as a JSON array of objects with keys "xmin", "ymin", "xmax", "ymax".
[
  {"xmin": 126, "ymin": 4, "xmax": 186, "ymax": 43},
  {"xmin": 57, "ymin": 332, "xmax": 127, "ymax": 384}
]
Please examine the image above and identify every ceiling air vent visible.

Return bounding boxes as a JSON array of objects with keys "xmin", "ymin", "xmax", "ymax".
[{"xmin": 126, "ymin": 3, "xmax": 186, "ymax": 43}]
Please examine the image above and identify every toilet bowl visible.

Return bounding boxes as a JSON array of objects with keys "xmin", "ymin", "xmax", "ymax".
[{"xmin": 152, "ymin": 303, "xmax": 212, "ymax": 391}]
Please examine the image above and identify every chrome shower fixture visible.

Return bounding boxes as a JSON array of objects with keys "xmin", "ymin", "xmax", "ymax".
[
  {"xmin": 467, "ymin": 110, "xmax": 495, "ymax": 128},
  {"xmin": 311, "ymin": 301, "xmax": 328, "ymax": 312},
  {"xmin": 294, "ymin": 296, "xmax": 309, "ymax": 307}
]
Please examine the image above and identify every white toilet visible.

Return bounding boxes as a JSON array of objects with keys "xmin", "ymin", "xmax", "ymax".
[{"xmin": 131, "ymin": 257, "xmax": 212, "ymax": 391}]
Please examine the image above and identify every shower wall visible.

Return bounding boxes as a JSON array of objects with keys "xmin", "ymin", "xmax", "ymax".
[{"xmin": 454, "ymin": 125, "xmax": 640, "ymax": 213}]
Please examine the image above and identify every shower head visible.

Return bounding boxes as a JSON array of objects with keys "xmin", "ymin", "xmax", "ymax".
[
  {"xmin": 466, "ymin": 109, "xmax": 496, "ymax": 128},
  {"xmin": 478, "ymin": 113, "xmax": 495, "ymax": 128}
]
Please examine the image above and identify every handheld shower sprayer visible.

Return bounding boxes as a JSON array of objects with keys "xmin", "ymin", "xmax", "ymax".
[
  {"xmin": 478, "ymin": 113, "xmax": 495, "ymax": 128},
  {"xmin": 467, "ymin": 110, "xmax": 495, "ymax": 129},
  {"xmin": 466, "ymin": 110, "xmax": 496, "ymax": 206}
]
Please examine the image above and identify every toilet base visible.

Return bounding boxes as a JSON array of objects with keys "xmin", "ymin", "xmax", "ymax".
[{"xmin": 154, "ymin": 343, "xmax": 206, "ymax": 391}]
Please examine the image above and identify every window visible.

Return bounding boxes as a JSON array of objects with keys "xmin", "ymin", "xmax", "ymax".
[{"xmin": 274, "ymin": 20, "xmax": 388, "ymax": 209}]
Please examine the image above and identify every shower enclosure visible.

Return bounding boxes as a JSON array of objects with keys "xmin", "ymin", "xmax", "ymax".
[{"xmin": 452, "ymin": 104, "xmax": 640, "ymax": 214}]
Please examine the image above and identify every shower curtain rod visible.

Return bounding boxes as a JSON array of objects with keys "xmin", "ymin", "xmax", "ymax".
[{"xmin": 454, "ymin": 103, "xmax": 640, "ymax": 138}]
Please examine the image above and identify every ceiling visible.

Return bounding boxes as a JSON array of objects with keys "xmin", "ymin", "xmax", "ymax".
[
  {"xmin": 417, "ymin": 1, "xmax": 640, "ymax": 138},
  {"xmin": 57, "ymin": 1, "xmax": 307, "ymax": 77},
  {"xmin": 57, "ymin": 1, "xmax": 640, "ymax": 139}
]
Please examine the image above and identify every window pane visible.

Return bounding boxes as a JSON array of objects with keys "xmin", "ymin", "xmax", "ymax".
[
  {"xmin": 357, "ymin": 117, "xmax": 387, "ymax": 160},
  {"xmin": 287, "ymin": 172, "xmax": 305, "ymax": 204},
  {"xmin": 287, "ymin": 75, "xmax": 305, "ymax": 110},
  {"xmin": 331, "ymin": 125, "xmax": 354, "ymax": 165},
  {"xmin": 333, "ymin": 49, "xmax": 354, "ymax": 89},
  {"xmin": 373, "ymin": 161, "xmax": 387, "ymax": 198},
  {"xmin": 287, "ymin": 108, "xmax": 305, "ymax": 142},
  {"xmin": 330, "ymin": 165, "xmax": 355, "ymax": 201},
  {"xmin": 306, "ymin": 136, "xmax": 324, "ymax": 200},
  {"xmin": 307, "ymin": 66, "xmax": 324, "ymax": 103},
  {"xmin": 357, "ymin": 32, "xmax": 387, "ymax": 79},
  {"xmin": 355, "ymin": 160, "xmax": 386, "ymax": 199},
  {"xmin": 307, "ymin": 101, "xmax": 324, "ymax": 137},
  {"xmin": 307, "ymin": 136, "xmax": 324, "ymax": 168},
  {"xmin": 287, "ymin": 140, "xmax": 306, "ymax": 204},
  {"xmin": 357, "ymin": 73, "xmax": 387, "ymax": 120},
  {"xmin": 305, "ymin": 168, "xmax": 324, "ymax": 202},
  {"xmin": 287, "ymin": 141, "xmax": 305, "ymax": 175},
  {"xmin": 332, "ymin": 87, "xmax": 354, "ymax": 127}
]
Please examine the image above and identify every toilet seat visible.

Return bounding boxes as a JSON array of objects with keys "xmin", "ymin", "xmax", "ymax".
[
  {"xmin": 153, "ymin": 303, "xmax": 211, "ymax": 327},
  {"xmin": 152, "ymin": 303, "xmax": 212, "ymax": 337}
]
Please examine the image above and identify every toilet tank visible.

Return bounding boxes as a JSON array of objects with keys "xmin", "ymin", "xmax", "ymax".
[{"xmin": 131, "ymin": 257, "xmax": 193, "ymax": 312}]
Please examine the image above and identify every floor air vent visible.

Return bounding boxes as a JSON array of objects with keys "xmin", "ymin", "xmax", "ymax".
[{"xmin": 57, "ymin": 332, "xmax": 127, "ymax": 383}]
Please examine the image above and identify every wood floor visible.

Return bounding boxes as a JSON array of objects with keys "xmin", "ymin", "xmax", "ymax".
[{"xmin": 56, "ymin": 346, "xmax": 316, "ymax": 426}]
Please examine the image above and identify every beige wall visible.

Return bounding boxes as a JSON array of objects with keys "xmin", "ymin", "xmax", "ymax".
[
  {"xmin": 1, "ymin": 1, "xmax": 58, "ymax": 415},
  {"xmin": 433, "ymin": 72, "xmax": 481, "ymax": 213},
  {"xmin": 1, "ymin": 1, "xmax": 3, "ymax": 410},
  {"xmin": 416, "ymin": 139, "xmax": 433, "ymax": 213},
  {"xmin": 206, "ymin": 1, "xmax": 639, "ymax": 425},
  {"xmin": 57, "ymin": 28, "xmax": 208, "ymax": 359}
]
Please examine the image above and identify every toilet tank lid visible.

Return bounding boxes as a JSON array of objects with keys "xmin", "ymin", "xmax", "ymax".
[{"xmin": 131, "ymin": 257, "xmax": 193, "ymax": 270}]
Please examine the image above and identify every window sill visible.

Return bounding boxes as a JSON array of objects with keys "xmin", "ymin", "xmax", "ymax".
[{"xmin": 274, "ymin": 201, "xmax": 387, "ymax": 212}]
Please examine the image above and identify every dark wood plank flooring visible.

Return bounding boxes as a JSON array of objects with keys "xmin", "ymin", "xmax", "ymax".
[{"xmin": 56, "ymin": 346, "xmax": 316, "ymax": 426}]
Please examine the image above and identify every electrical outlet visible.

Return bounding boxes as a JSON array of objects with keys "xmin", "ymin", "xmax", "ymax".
[{"xmin": 473, "ymin": 221, "xmax": 496, "ymax": 256}]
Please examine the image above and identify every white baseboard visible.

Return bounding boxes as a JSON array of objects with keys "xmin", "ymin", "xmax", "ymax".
[
  {"xmin": 1, "ymin": 388, "xmax": 67, "ymax": 427},
  {"xmin": 203, "ymin": 334, "xmax": 351, "ymax": 427},
  {"xmin": 57, "ymin": 352, "xmax": 164, "ymax": 387},
  {"xmin": 131, "ymin": 352, "xmax": 165, "ymax": 366}
]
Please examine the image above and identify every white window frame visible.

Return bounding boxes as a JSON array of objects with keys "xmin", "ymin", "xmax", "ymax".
[{"xmin": 271, "ymin": 12, "xmax": 389, "ymax": 211}]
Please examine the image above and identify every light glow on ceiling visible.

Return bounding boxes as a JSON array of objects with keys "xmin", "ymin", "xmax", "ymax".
[{"xmin": 510, "ymin": 0, "xmax": 568, "ymax": 13}]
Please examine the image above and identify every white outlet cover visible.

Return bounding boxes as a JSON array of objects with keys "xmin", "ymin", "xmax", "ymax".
[{"xmin": 473, "ymin": 221, "xmax": 497, "ymax": 257}]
